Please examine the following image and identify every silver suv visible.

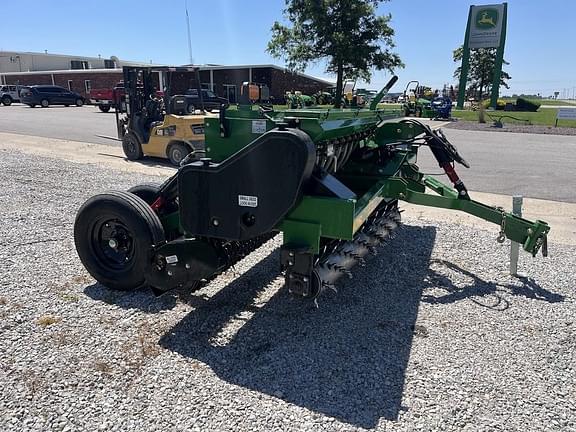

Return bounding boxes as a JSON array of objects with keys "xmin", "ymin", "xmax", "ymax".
[{"xmin": 0, "ymin": 85, "xmax": 24, "ymax": 106}]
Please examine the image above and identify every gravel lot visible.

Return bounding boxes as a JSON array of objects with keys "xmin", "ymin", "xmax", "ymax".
[
  {"xmin": 445, "ymin": 119, "xmax": 576, "ymax": 136},
  {"xmin": 0, "ymin": 149, "xmax": 574, "ymax": 431}
]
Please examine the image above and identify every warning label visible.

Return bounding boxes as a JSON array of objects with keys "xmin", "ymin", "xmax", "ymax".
[
  {"xmin": 251, "ymin": 120, "xmax": 267, "ymax": 134},
  {"xmin": 238, "ymin": 195, "xmax": 258, "ymax": 207}
]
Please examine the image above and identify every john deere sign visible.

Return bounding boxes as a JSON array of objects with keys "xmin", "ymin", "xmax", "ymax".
[
  {"xmin": 468, "ymin": 4, "xmax": 505, "ymax": 48},
  {"xmin": 457, "ymin": 3, "xmax": 508, "ymax": 109},
  {"xmin": 475, "ymin": 8, "xmax": 498, "ymax": 29}
]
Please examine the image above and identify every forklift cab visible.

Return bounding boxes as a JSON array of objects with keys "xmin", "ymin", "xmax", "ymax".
[{"xmin": 116, "ymin": 66, "xmax": 210, "ymax": 166}]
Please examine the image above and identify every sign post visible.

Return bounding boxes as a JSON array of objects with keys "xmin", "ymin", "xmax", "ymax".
[
  {"xmin": 457, "ymin": 3, "xmax": 508, "ymax": 110},
  {"xmin": 456, "ymin": 7, "xmax": 474, "ymax": 109},
  {"xmin": 509, "ymin": 195, "xmax": 522, "ymax": 276},
  {"xmin": 489, "ymin": 4, "xmax": 508, "ymax": 109}
]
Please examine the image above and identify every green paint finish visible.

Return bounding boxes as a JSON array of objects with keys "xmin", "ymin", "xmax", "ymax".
[
  {"xmin": 204, "ymin": 110, "xmax": 276, "ymax": 162},
  {"xmin": 374, "ymin": 122, "xmax": 420, "ymax": 144},
  {"xmin": 199, "ymin": 100, "xmax": 548, "ymax": 258},
  {"xmin": 423, "ymin": 175, "xmax": 459, "ymax": 199},
  {"xmin": 339, "ymin": 146, "xmax": 419, "ymax": 182},
  {"xmin": 457, "ymin": 6, "xmax": 474, "ymax": 109},
  {"xmin": 490, "ymin": 3, "xmax": 508, "ymax": 109},
  {"xmin": 280, "ymin": 219, "xmax": 322, "ymax": 253},
  {"xmin": 353, "ymin": 180, "xmax": 387, "ymax": 214},
  {"xmin": 281, "ymin": 195, "xmax": 356, "ymax": 242},
  {"xmin": 204, "ymin": 106, "xmax": 402, "ymax": 161},
  {"xmin": 382, "ymin": 176, "xmax": 550, "ymax": 256}
]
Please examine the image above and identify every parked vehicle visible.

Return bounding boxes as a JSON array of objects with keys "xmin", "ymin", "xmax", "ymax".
[
  {"xmin": 89, "ymin": 83, "xmax": 126, "ymax": 112},
  {"xmin": 401, "ymin": 81, "xmax": 433, "ymax": 117},
  {"xmin": 184, "ymin": 88, "xmax": 228, "ymax": 112},
  {"xmin": 20, "ymin": 85, "xmax": 85, "ymax": 108},
  {"xmin": 430, "ymin": 96, "xmax": 453, "ymax": 119},
  {"xmin": 0, "ymin": 84, "xmax": 25, "ymax": 105}
]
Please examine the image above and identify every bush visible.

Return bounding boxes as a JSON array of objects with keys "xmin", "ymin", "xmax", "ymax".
[
  {"xmin": 515, "ymin": 97, "xmax": 540, "ymax": 112},
  {"xmin": 481, "ymin": 98, "xmax": 507, "ymax": 110}
]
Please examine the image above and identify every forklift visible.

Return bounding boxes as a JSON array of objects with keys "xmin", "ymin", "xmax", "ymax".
[{"xmin": 116, "ymin": 66, "xmax": 217, "ymax": 166}]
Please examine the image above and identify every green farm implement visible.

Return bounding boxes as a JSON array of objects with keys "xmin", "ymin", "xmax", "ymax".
[{"xmin": 74, "ymin": 76, "xmax": 549, "ymax": 301}]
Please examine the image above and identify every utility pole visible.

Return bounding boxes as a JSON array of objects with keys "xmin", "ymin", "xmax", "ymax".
[{"xmin": 186, "ymin": 0, "xmax": 193, "ymax": 65}]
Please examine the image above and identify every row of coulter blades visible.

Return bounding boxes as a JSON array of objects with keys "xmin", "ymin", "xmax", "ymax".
[{"xmin": 310, "ymin": 201, "xmax": 401, "ymax": 301}]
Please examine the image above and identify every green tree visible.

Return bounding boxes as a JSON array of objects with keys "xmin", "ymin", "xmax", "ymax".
[
  {"xmin": 453, "ymin": 46, "xmax": 511, "ymax": 101},
  {"xmin": 267, "ymin": 0, "xmax": 403, "ymax": 107}
]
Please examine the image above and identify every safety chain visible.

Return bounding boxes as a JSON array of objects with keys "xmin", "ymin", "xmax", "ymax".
[{"xmin": 496, "ymin": 207, "xmax": 507, "ymax": 243}]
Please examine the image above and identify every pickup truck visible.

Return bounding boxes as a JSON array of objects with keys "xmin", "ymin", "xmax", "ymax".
[
  {"xmin": 184, "ymin": 88, "xmax": 229, "ymax": 112},
  {"xmin": 89, "ymin": 83, "xmax": 125, "ymax": 112}
]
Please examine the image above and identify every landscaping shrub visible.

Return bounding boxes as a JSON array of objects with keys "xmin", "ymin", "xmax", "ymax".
[
  {"xmin": 482, "ymin": 99, "xmax": 507, "ymax": 110},
  {"xmin": 515, "ymin": 97, "xmax": 540, "ymax": 112}
]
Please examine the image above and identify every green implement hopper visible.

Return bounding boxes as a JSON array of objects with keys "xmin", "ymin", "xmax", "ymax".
[{"xmin": 74, "ymin": 76, "xmax": 550, "ymax": 302}]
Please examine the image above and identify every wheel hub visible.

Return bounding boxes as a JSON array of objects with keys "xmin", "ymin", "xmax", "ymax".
[
  {"xmin": 173, "ymin": 149, "xmax": 183, "ymax": 163},
  {"xmin": 94, "ymin": 219, "xmax": 135, "ymax": 268}
]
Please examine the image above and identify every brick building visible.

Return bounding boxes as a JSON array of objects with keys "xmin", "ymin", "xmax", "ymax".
[
  {"xmin": 168, "ymin": 65, "xmax": 332, "ymax": 103},
  {"xmin": 0, "ymin": 69, "xmax": 123, "ymax": 98},
  {"xmin": 0, "ymin": 51, "xmax": 333, "ymax": 102}
]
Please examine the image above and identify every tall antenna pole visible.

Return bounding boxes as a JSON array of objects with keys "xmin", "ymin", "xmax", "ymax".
[{"xmin": 186, "ymin": 0, "xmax": 193, "ymax": 64}]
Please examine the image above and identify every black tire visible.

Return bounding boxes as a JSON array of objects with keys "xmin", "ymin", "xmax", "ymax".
[
  {"xmin": 127, "ymin": 183, "xmax": 161, "ymax": 205},
  {"xmin": 76, "ymin": 98, "xmax": 84, "ymax": 107},
  {"xmin": 99, "ymin": 104, "xmax": 111, "ymax": 113},
  {"xmin": 167, "ymin": 142, "xmax": 190, "ymax": 166},
  {"xmin": 65, "ymin": 104, "xmax": 70, "ymax": 107},
  {"xmin": 187, "ymin": 104, "xmax": 195, "ymax": 114},
  {"xmin": 28, "ymin": 104, "xmax": 36, "ymax": 108},
  {"xmin": 40, "ymin": 99, "xmax": 49, "ymax": 108},
  {"xmin": 122, "ymin": 132, "xmax": 143, "ymax": 160},
  {"xmin": 1, "ymin": 96, "xmax": 12, "ymax": 106},
  {"xmin": 74, "ymin": 191, "xmax": 165, "ymax": 291}
]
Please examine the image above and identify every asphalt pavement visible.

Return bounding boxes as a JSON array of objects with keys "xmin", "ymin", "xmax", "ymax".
[
  {"xmin": 1, "ymin": 103, "xmax": 574, "ymax": 202},
  {"xmin": 416, "ymin": 128, "xmax": 576, "ymax": 203},
  {"xmin": 0, "ymin": 103, "xmax": 118, "ymax": 146}
]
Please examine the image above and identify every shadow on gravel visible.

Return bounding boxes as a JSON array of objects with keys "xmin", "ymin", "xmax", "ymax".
[
  {"xmin": 159, "ymin": 225, "xmax": 436, "ymax": 428},
  {"xmin": 421, "ymin": 259, "xmax": 564, "ymax": 310},
  {"xmin": 84, "ymin": 283, "xmax": 183, "ymax": 313}
]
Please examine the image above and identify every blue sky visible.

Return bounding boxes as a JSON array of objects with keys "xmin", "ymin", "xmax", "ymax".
[{"xmin": 1, "ymin": 0, "xmax": 574, "ymax": 97}]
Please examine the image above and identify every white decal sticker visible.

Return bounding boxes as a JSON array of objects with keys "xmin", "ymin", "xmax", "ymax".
[
  {"xmin": 251, "ymin": 120, "xmax": 267, "ymax": 134},
  {"xmin": 165, "ymin": 255, "xmax": 179, "ymax": 264},
  {"xmin": 238, "ymin": 195, "xmax": 258, "ymax": 208}
]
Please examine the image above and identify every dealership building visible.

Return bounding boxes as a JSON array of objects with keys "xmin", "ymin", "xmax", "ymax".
[{"xmin": 0, "ymin": 51, "xmax": 332, "ymax": 102}]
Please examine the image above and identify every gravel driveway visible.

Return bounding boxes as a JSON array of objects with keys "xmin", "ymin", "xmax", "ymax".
[
  {"xmin": 0, "ymin": 150, "xmax": 574, "ymax": 431},
  {"xmin": 445, "ymin": 119, "xmax": 576, "ymax": 136}
]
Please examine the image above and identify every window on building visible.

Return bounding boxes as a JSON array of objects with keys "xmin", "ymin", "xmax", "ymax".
[
  {"xmin": 84, "ymin": 80, "xmax": 92, "ymax": 93},
  {"xmin": 104, "ymin": 59, "xmax": 115, "ymax": 69},
  {"xmin": 71, "ymin": 60, "xmax": 89, "ymax": 70},
  {"xmin": 67, "ymin": 80, "xmax": 73, "ymax": 91}
]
